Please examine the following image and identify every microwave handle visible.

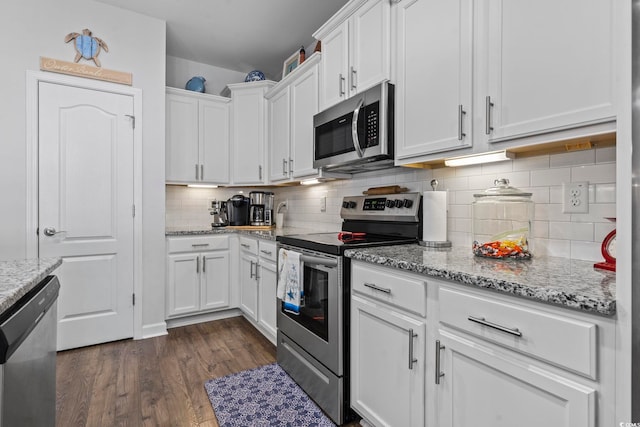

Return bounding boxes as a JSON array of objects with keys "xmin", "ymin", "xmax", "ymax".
[{"xmin": 351, "ymin": 97, "xmax": 365, "ymax": 158}]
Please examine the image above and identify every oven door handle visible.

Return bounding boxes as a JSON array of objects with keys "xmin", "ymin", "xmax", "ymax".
[
  {"xmin": 351, "ymin": 97, "xmax": 365, "ymax": 158},
  {"xmin": 300, "ymin": 255, "xmax": 338, "ymax": 268}
]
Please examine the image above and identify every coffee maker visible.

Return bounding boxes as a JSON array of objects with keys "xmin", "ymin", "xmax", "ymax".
[
  {"xmin": 249, "ymin": 191, "xmax": 266, "ymax": 226},
  {"xmin": 227, "ymin": 194, "xmax": 250, "ymax": 226},
  {"xmin": 209, "ymin": 200, "xmax": 228, "ymax": 227},
  {"xmin": 264, "ymin": 192, "xmax": 275, "ymax": 226}
]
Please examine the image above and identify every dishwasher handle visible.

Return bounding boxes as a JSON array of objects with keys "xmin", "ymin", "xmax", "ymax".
[{"xmin": 0, "ymin": 275, "xmax": 60, "ymax": 363}]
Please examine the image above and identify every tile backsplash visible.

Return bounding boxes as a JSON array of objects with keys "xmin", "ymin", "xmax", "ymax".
[{"xmin": 166, "ymin": 146, "xmax": 616, "ymax": 262}]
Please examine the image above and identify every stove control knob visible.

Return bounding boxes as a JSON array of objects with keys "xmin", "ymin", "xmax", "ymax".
[
  {"xmin": 403, "ymin": 199, "xmax": 414, "ymax": 208},
  {"xmin": 342, "ymin": 201, "xmax": 349, "ymax": 209},
  {"xmin": 385, "ymin": 199, "xmax": 395, "ymax": 208},
  {"xmin": 348, "ymin": 201, "xmax": 357, "ymax": 209},
  {"xmin": 394, "ymin": 199, "xmax": 404, "ymax": 208}
]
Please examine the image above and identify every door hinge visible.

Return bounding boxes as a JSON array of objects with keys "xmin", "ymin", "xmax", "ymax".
[
  {"xmin": 132, "ymin": 204, "xmax": 136, "ymax": 218},
  {"xmin": 132, "ymin": 293, "xmax": 136, "ymax": 306},
  {"xmin": 125, "ymin": 114, "xmax": 135, "ymax": 129}
]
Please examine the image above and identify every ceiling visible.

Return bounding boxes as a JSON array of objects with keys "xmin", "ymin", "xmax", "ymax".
[{"xmin": 96, "ymin": 0, "xmax": 350, "ymax": 79}]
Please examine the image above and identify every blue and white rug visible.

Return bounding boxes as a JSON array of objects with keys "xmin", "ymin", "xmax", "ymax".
[{"xmin": 204, "ymin": 363, "xmax": 336, "ymax": 427}]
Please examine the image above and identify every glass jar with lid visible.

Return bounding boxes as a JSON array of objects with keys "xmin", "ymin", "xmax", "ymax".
[{"xmin": 472, "ymin": 178, "xmax": 534, "ymax": 259}]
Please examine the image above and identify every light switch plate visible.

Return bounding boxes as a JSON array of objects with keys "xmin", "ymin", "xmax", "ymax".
[
  {"xmin": 562, "ymin": 182, "xmax": 589, "ymax": 214},
  {"xmin": 320, "ymin": 196, "xmax": 326, "ymax": 212}
]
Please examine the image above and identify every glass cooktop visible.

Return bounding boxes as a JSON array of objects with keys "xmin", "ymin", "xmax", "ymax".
[{"xmin": 277, "ymin": 232, "xmax": 417, "ymax": 255}]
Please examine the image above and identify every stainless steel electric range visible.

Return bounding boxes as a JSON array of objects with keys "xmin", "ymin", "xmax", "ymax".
[{"xmin": 276, "ymin": 192, "xmax": 422, "ymax": 425}]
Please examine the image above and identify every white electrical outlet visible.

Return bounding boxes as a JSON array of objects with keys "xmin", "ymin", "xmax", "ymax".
[
  {"xmin": 320, "ymin": 196, "xmax": 327, "ymax": 212},
  {"xmin": 562, "ymin": 182, "xmax": 589, "ymax": 213}
]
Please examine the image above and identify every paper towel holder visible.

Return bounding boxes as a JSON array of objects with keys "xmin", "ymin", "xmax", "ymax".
[{"xmin": 420, "ymin": 180, "xmax": 452, "ymax": 248}]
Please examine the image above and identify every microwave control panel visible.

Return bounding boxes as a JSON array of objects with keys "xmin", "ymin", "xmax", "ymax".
[{"xmin": 364, "ymin": 102, "xmax": 379, "ymax": 148}]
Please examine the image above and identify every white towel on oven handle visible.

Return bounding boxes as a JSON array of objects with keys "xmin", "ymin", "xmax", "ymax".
[{"xmin": 277, "ymin": 248, "xmax": 303, "ymax": 314}]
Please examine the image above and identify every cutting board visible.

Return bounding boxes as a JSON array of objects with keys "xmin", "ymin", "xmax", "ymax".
[
  {"xmin": 226, "ymin": 225, "xmax": 276, "ymax": 230},
  {"xmin": 363, "ymin": 185, "xmax": 409, "ymax": 195}
]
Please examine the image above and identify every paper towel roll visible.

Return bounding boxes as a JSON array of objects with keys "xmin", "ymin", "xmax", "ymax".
[{"xmin": 422, "ymin": 191, "xmax": 448, "ymax": 244}]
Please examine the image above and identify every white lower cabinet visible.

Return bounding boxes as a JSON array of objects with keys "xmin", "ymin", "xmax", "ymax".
[
  {"xmin": 436, "ymin": 329, "xmax": 595, "ymax": 427},
  {"xmin": 239, "ymin": 237, "xmax": 278, "ymax": 344},
  {"xmin": 166, "ymin": 235, "xmax": 231, "ymax": 318},
  {"xmin": 350, "ymin": 262, "xmax": 426, "ymax": 427}
]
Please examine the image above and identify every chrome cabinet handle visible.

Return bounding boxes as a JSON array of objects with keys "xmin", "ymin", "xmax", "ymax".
[
  {"xmin": 250, "ymin": 260, "xmax": 255, "ymax": 278},
  {"xmin": 255, "ymin": 263, "xmax": 260, "ymax": 280},
  {"xmin": 196, "ymin": 256, "xmax": 200, "ymax": 274},
  {"xmin": 408, "ymin": 329, "xmax": 418, "ymax": 370},
  {"xmin": 435, "ymin": 340, "xmax": 445, "ymax": 384},
  {"xmin": 195, "ymin": 164, "xmax": 199, "ymax": 180},
  {"xmin": 43, "ymin": 227, "xmax": 66, "ymax": 237},
  {"xmin": 283, "ymin": 158, "xmax": 288, "ymax": 176},
  {"xmin": 191, "ymin": 243, "xmax": 210, "ymax": 248},
  {"xmin": 468, "ymin": 315, "xmax": 522, "ymax": 337},
  {"xmin": 351, "ymin": 97, "xmax": 365, "ymax": 158},
  {"xmin": 241, "ymin": 243, "xmax": 251, "ymax": 249},
  {"xmin": 339, "ymin": 73, "xmax": 346, "ymax": 96},
  {"xmin": 258, "ymin": 165, "xmax": 263, "ymax": 180},
  {"xmin": 458, "ymin": 104, "xmax": 466, "ymax": 141},
  {"xmin": 289, "ymin": 158, "xmax": 293, "ymax": 174},
  {"xmin": 485, "ymin": 95, "xmax": 494, "ymax": 135},
  {"xmin": 363, "ymin": 282, "xmax": 391, "ymax": 294},
  {"xmin": 350, "ymin": 66, "xmax": 357, "ymax": 90},
  {"xmin": 260, "ymin": 249, "xmax": 273, "ymax": 256},
  {"xmin": 200, "ymin": 164, "xmax": 204, "ymax": 180},
  {"xmin": 202, "ymin": 255, "xmax": 206, "ymax": 273}
]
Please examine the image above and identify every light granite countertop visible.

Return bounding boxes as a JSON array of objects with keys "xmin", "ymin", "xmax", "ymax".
[
  {"xmin": 344, "ymin": 244, "xmax": 616, "ymax": 316},
  {"xmin": 165, "ymin": 226, "xmax": 317, "ymax": 241},
  {"xmin": 0, "ymin": 258, "xmax": 62, "ymax": 315}
]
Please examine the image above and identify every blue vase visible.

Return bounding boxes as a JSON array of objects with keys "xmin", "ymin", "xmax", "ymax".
[{"xmin": 185, "ymin": 76, "xmax": 206, "ymax": 93}]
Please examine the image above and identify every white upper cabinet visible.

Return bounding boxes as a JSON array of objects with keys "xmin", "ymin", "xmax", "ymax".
[
  {"xmin": 166, "ymin": 88, "xmax": 230, "ymax": 184},
  {"xmin": 315, "ymin": 0, "xmax": 391, "ymax": 110},
  {"xmin": 480, "ymin": 0, "xmax": 615, "ymax": 144},
  {"xmin": 395, "ymin": 0, "xmax": 473, "ymax": 160},
  {"xmin": 225, "ymin": 81, "xmax": 275, "ymax": 185},
  {"xmin": 267, "ymin": 54, "xmax": 321, "ymax": 183},
  {"xmin": 394, "ymin": 0, "xmax": 617, "ymax": 164}
]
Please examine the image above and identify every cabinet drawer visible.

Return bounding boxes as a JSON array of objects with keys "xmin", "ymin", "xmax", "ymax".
[
  {"xmin": 239, "ymin": 236, "xmax": 258, "ymax": 255},
  {"xmin": 439, "ymin": 286, "xmax": 597, "ymax": 378},
  {"xmin": 167, "ymin": 235, "xmax": 229, "ymax": 253},
  {"xmin": 258, "ymin": 240, "xmax": 277, "ymax": 262},
  {"xmin": 352, "ymin": 262, "xmax": 427, "ymax": 317}
]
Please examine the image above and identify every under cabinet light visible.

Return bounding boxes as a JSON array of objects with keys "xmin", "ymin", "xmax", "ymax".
[
  {"xmin": 300, "ymin": 178, "xmax": 322, "ymax": 185},
  {"xmin": 187, "ymin": 184, "xmax": 219, "ymax": 188},
  {"xmin": 444, "ymin": 150, "xmax": 515, "ymax": 167}
]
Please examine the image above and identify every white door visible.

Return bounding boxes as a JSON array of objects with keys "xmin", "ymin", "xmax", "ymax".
[
  {"xmin": 166, "ymin": 253, "xmax": 200, "ymax": 317},
  {"xmin": 268, "ymin": 87, "xmax": 291, "ymax": 182},
  {"xmin": 38, "ymin": 81, "xmax": 135, "ymax": 350},
  {"xmin": 258, "ymin": 260, "xmax": 277, "ymax": 340},
  {"xmin": 320, "ymin": 21, "xmax": 349, "ymax": 110},
  {"xmin": 290, "ymin": 66, "xmax": 319, "ymax": 179},
  {"xmin": 201, "ymin": 251, "xmax": 230, "ymax": 311}
]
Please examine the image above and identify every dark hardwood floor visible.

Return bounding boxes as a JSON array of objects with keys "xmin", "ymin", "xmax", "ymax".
[{"xmin": 56, "ymin": 316, "xmax": 277, "ymax": 427}]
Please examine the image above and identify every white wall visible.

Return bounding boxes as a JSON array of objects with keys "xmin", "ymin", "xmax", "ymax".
[
  {"xmin": 166, "ymin": 55, "xmax": 247, "ymax": 96},
  {"xmin": 0, "ymin": 0, "xmax": 167, "ymax": 335},
  {"xmin": 167, "ymin": 147, "xmax": 616, "ymax": 262}
]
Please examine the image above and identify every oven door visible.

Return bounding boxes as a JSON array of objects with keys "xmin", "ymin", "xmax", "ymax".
[{"xmin": 277, "ymin": 245, "xmax": 343, "ymax": 375}]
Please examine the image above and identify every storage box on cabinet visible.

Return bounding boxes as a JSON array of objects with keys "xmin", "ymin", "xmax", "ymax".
[
  {"xmin": 439, "ymin": 285, "xmax": 597, "ymax": 379},
  {"xmin": 351, "ymin": 261, "xmax": 427, "ymax": 317}
]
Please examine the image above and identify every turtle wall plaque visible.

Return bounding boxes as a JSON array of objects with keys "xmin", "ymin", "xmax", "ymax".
[{"xmin": 64, "ymin": 29, "xmax": 108, "ymax": 67}]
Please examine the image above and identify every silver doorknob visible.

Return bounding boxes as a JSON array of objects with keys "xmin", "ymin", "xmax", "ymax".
[{"xmin": 43, "ymin": 227, "xmax": 66, "ymax": 236}]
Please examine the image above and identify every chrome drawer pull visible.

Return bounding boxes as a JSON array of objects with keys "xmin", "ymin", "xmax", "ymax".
[
  {"xmin": 241, "ymin": 243, "xmax": 251, "ymax": 249},
  {"xmin": 191, "ymin": 243, "xmax": 210, "ymax": 247},
  {"xmin": 363, "ymin": 282, "xmax": 391, "ymax": 294},
  {"xmin": 435, "ymin": 340, "xmax": 445, "ymax": 384},
  {"xmin": 468, "ymin": 315, "xmax": 522, "ymax": 337},
  {"xmin": 260, "ymin": 250, "xmax": 273, "ymax": 256},
  {"xmin": 408, "ymin": 329, "xmax": 418, "ymax": 370},
  {"xmin": 458, "ymin": 104, "xmax": 466, "ymax": 141},
  {"xmin": 485, "ymin": 95, "xmax": 494, "ymax": 135}
]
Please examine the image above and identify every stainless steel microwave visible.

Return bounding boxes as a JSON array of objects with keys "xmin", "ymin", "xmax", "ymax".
[{"xmin": 313, "ymin": 81, "xmax": 394, "ymax": 174}]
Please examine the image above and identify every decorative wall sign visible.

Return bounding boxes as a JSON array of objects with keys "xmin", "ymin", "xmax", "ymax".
[
  {"xmin": 39, "ymin": 57, "xmax": 132, "ymax": 86},
  {"xmin": 64, "ymin": 29, "xmax": 108, "ymax": 67}
]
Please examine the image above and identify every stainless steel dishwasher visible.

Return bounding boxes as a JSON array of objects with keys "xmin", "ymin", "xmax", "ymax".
[{"xmin": 0, "ymin": 275, "xmax": 60, "ymax": 427}]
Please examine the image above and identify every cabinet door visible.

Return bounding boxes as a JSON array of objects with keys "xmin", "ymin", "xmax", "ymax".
[
  {"xmin": 268, "ymin": 87, "xmax": 291, "ymax": 183},
  {"xmin": 201, "ymin": 251, "xmax": 230, "ymax": 311},
  {"xmin": 232, "ymin": 88, "xmax": 266, "ymax": 184},
  {"xmin": 482, "ymin": 0, "xmax": 615, "ymax": 142},
  {"xmin": 239, "ymin": 252, "xmax": 259, "ymax": 321},
  {"xmin": 166, "ymin": 253, "xmax": 200, "ymax": 317},
  {"xmin": 166, "ymin": 94, "xmax": 199, "ymax": 182},
  {"xmin": 349, "ymin": 0, "xmax": 391, "ymax": 96},
  {"xmin": 437, "ymin": 330, "xmax": 596, "ymax": 427},
  {"xmin": 351, "ymin": 295, "xmax": 425, "ymax": 427},
  {"xmin": 290, "ymin": 66, "xmax": 320, "ymax": 179},
  {"xmin": 320, "ymin": 21, "xmax": 349, "ymax": 110},
  {"xmin": 395, "ymin": 0, "xmax": 473, "ymax": 159},
  {"xmin": 200, "ymin": 99, "xmax": 230, "ymax": 183},
  {"xmin": 257, "ymin": 260, "xmax": 278, "ymax": 341}
]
